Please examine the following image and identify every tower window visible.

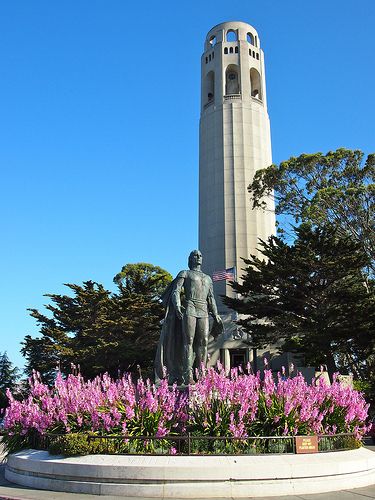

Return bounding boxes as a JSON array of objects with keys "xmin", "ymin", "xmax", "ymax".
[
  {"xmin": 225, "ymin": 64, "xmax": 240, "ymax": 95},
  {"xmin": 209, "ymin": 54, "xmax": 211, "ymax": 61},
  {"xmin": 252, "ymin": 50, "xmax": 255, "ymax": 58},
  {"xmin": 226, "ymin": 29, "xmax": 237, "ymax": 42},
  {"xmin": 249, "ymin": 49, "xmax": 251, "ymax": 56},
  {"xmin": 205, "ymin": 70, "xmax": 215, "ymax": 105},
  {"xmin": 206, "ymin": 57, "xmax": 208, "ymax": 64},
  {"xmin": 255, "ymin": 36, "xmax": 258, "ymax": 47},
  {"xmin": 235, "ymin": 46, "xmax": 238, "ymax": 53},
  {"xmin": 256, "ymin": 53, "xmax": 259, "ymax": 60},
  {"xmin": 250, "ymin": 67, "xmax": 262, "ymax": 100},
  {"xmin": 224, "ymin": 47, "xmax": 228, "ymax": 54},
  {"xmin": 247, "ymin": 32, "xmax": 254, "ymax": 45},
  {"xmin": 229, "ymin": 47, "xmax": 233, "ymax": 54}
]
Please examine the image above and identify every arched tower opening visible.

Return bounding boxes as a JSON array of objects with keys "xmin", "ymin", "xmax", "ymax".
[
  {"xmin": 205, "ymin": 71, "xmax": 215, "ymax": 104},
  {"xmin": 247, "ymin": 32, "xmax": 254, "ymax": 45},
  {"xmin": 250, "ymin": 68, "xmax": 262, "ymax": 99},
  {"xmin": 226, "ymin": 29, "xmax": 237, "ymax": 42},
  {"xmin": 225, "ymin": 65, "xmax": 240, "ymax": 95}
]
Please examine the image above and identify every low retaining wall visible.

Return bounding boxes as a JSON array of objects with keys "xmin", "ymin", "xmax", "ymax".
[{"xmin": 5, "ymin": 447, "xmax": 375, "ymax": 497}]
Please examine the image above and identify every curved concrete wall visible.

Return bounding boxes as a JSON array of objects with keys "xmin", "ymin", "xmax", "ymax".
[{"xmin": 5, "ymin": 448, "xmax": 375, "ymax": 497}]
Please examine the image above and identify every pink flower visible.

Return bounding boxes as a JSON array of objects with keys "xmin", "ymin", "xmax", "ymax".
[{"xmin": 2, "ymin": 364, "xmax": 369, "ymax": 453}]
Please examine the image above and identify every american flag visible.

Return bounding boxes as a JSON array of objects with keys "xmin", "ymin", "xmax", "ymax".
[{"xmin": 212, "ymin": 267, "xmax": 236, "ymax": 282}]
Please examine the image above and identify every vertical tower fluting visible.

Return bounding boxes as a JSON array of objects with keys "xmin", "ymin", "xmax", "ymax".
[{"xmin": 199, "ymin": 21, "xmax": 276, "ymax": 317}]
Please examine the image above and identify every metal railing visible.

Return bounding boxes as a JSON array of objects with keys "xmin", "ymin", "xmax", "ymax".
[
  {"xmin": 33, "ymin": 432, "xmax": 358, "ymax": 456},
  {"xmin": 203, "ymin": 101, "xmax": 214, "ymax": 109},
  {"xmin": 224, "ymin": 94, "xmax": 242, "ymax": 101}
]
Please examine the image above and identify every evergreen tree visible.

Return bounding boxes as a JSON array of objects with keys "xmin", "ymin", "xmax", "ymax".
[
  {"xmin": 224, "ymin": 225, "xmax": 375, "ymax": 378},
  {"xmin": 21, "ymin": 264, "xmax": 172, "ymax": 382},
  {"xmin": 248, "ymin": 148, "xmax": 374, "ymax": 274},
  {"xmin": 0, "ymin": 352, "xmax": 19, "ymax": 410}
]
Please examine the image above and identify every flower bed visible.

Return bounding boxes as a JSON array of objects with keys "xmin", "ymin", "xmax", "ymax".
[{"xmin": 2, "ymin": 365, "xmax": 369, "ymax": 456}]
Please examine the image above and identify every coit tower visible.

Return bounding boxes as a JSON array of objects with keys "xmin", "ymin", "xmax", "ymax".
[{"xmin": 199, "ymin": 21, "xmax": 276, "ymax": 317}]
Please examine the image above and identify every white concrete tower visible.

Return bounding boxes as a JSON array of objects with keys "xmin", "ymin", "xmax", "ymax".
[{"xmin": 199, "ymin": 21, "xmax": 276, "ymax": 316}]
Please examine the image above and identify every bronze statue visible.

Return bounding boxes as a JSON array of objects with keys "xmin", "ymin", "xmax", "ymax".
[{"xmin": 155, "ymin": 250, "xmax": 223, "ymax": 385}]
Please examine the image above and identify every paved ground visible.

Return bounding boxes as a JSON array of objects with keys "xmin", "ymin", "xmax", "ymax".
[{"xmin": 1, "ymin": 439, "xmax": 375, "ymax": 500}]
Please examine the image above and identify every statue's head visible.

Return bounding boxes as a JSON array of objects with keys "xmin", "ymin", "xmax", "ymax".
[{"xmin": 188, "ymin": 250, "xmax": 203, "ymax": 269}]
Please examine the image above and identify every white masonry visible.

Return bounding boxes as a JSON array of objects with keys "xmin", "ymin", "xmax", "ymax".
[{"xmin": 199, "ymin": 21, "xmax": 276, "ymax": 317}]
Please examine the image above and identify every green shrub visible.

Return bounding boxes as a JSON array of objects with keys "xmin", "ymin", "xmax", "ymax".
[
  {"xmin": 267, "ymin": 438, "xmax": 291, "ymax": 454},
  {"xmin": 318, "ymin": 434, "xmax": 361, "ymax": 452},
  {"xmin": 48, "ymin": 434, "xmax": 166, "ymax": 456},
  {"xmin": 49, "ymin": 433, "xmax": 121, "ymax": 456},
  {"xmin": 49, "ymin": 433, "xmax": 91, "ymax": 456}
]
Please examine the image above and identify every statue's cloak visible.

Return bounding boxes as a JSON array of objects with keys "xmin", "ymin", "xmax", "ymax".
[{"xmin": 154, "ymin": 278, "xmax": 184, "ymax": 384}]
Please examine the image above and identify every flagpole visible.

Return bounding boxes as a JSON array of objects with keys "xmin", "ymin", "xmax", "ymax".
[
  {"xmin": 234, "ymin": 266, "xmax": 240, "ymax": 331},
  {"xmin": 229, "ymin": 266, "xmax": 240, "ymax": 339}
]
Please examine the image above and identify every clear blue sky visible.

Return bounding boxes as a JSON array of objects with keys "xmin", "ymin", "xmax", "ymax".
[{"xmin": 1, "ymin": 0, "xmax": 374, "ymax": 371}]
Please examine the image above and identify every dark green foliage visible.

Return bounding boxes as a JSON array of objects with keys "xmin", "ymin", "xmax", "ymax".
[
  {"xmin": 248, "ymin": 148, "xmax": 374, "ymax": 273},
  {"xmin": 48, "ymin": 434, "xmax": 172, "ymax": 456},
  {"xmin": 21, "ymin": 336, "xmax": 60, "ymax": 387},
  {"xmin": 113, "ymin": 262, "xmax": 171, "ymax": 297},
  {"xmin": 0, "ymin": 352, "xmax": 19, "ymax": 410},
  {"xmin": 224, "ymin": 225, "xmax": 375, "ymax": 378},
  {"xmin": 21, "ymin": 264, "xmax": 172, "ymax": 382},
  {"xmin": 45, "ymin": 434, "xmax": 358, "ymax": 456},
  {"xmin": 3, "ymin": 428, "xmax": 38, "ymax": 454},
  {"xmin": 49, "ymin": 433, "xmax": 95, "ymax": 456},
  {"xmin": 318, "ymin": 435, "xmax": 361, "ymax": 452},
  {"xmin": 48, "ymin": 433, "xmax": 109, "ymax": 456}
]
